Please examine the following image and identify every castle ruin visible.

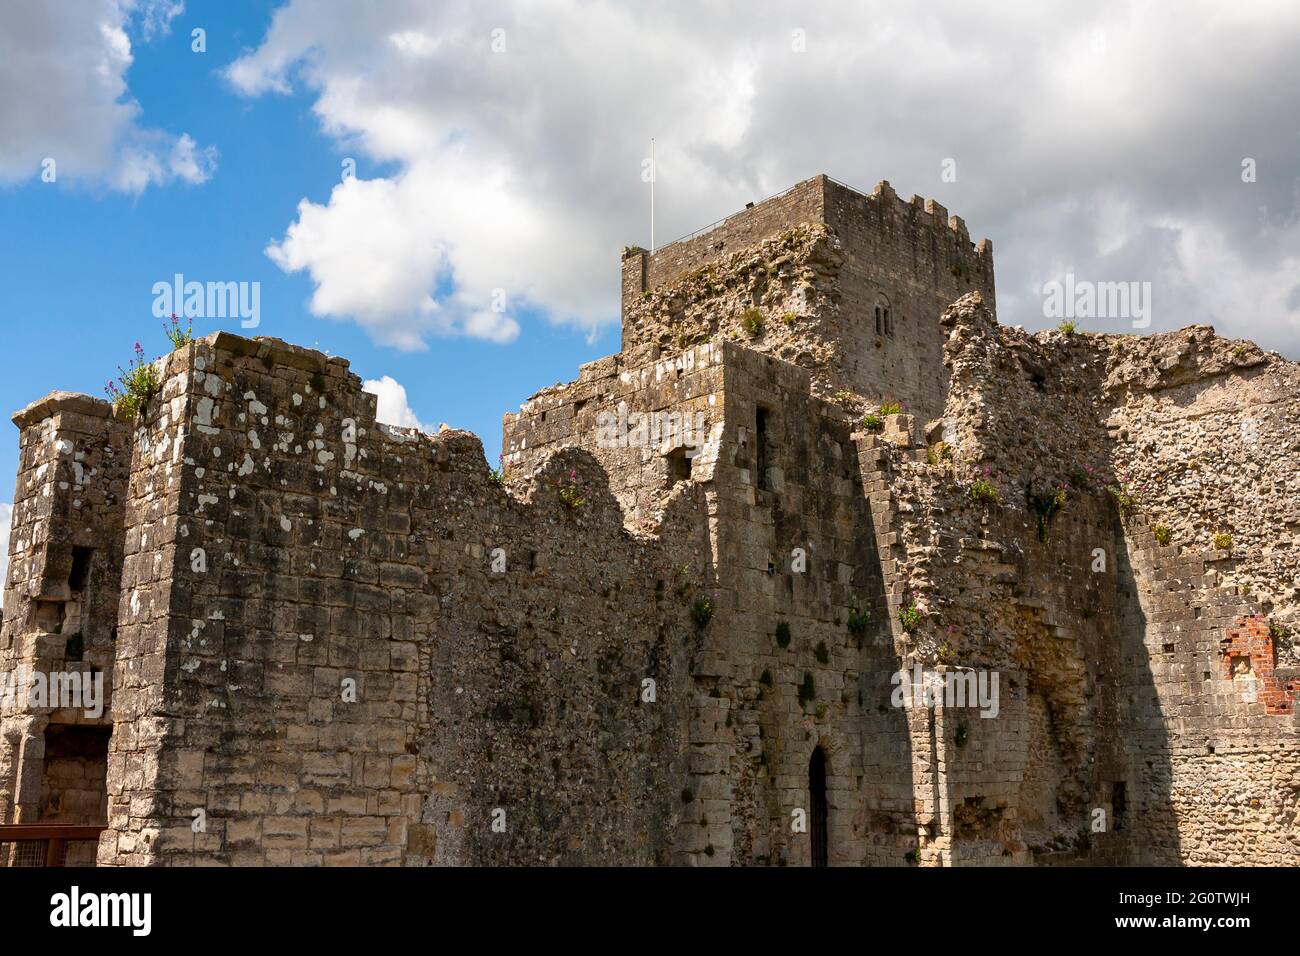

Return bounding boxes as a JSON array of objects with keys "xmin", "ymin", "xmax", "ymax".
[{"xmin": 1, "ymin": 174, "xmax": 1296, "ymax": 866}]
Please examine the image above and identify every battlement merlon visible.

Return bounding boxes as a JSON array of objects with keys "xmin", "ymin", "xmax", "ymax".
[
  {"xmin": 620, "ymin": 173, "xmax": 995, "ymax": 317},
  {"xmin": 12, "ymin": 391, "xmax": 115, "ymax": 430}
]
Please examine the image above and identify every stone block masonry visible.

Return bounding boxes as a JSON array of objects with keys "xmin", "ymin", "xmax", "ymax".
[
  {"xmin": 620, "ymin": 175, "xmax": 995, "ymax": 424},
  {"xmin": 1, "ymin": 174, "xmax": 1296, "ymax": 866}
]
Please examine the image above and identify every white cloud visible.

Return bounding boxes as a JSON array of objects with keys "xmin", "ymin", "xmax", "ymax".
[
  {"xmin": 0, "ymin": 503, "xmax": 12, "ymax": 608},
  {"xmin": 363, "ymin": 376, "xmax": 429, "ymax": 431},
  {"xmin": 135, "ymin": 0, "xmax": 185, "ymax": 41},
  {"xmin": 229, "ymin": 0, "xmax": 1300, "ymax": 353},
  {"xmin": 0, "ymin": 0, "xmax": 215, "ymax": 192}
]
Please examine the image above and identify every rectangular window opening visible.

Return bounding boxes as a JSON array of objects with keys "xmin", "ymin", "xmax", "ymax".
[
  {"xmin": 69, "ymin": 547, "xmax": 94, "ymax": 592},
  {"xmin": 755, "ymin": 406, "xmax": 772, "ymax": 491},
  {"xmin": 666, "ymin": 447, "xmax": 693, "ymax": 487}
]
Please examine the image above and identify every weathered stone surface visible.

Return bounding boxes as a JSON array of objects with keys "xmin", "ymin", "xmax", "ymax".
[{"xmin": 1, "ymin": 175, "xmax": 1295, "ymax": 867}]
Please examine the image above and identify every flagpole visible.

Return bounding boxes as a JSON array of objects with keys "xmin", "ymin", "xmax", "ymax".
[{"xmin": 650, "ymin": 137, "xmax": 656, "ymax": 254}]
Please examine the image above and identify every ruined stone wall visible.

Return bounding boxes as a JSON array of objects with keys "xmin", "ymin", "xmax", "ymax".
[
  {"xmin": 1098, "ymin": 327, "xmax": 1300, "ymax": 865},
  {"xmin": 879, "ymin": 293, "xmax": 1299, "ymax": 866},
  {"xmin": 0, "ymin": 393, "xmax": 128, "ymax": 826},
  {"xmin": 83, "ymin": 333, "xmax": 706, "ymax": 865},
  {"xmin": 508, "ymin": 338, "xmax": 916, "ymax": 865},
  {"xmin": 502, "ymin": 342, "xmax": 726, "ymax": 527}
]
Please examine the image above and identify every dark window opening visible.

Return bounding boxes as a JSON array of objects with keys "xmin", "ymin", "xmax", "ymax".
[
  {"xmin": 810, "ymin": 746, "xmax": 828, "ymax": 867},
  {"xmin": 64, "ymin": 632, "xmax": 84, "ymax": 661},
  {"xmin": 874, "ymin": 295, "xmax": 894, "ymax": 339},
  {"xmin": 1111, "ymin": 782, "xmax": 1127, "ymax": 832},
  {"xmin": 755, "ymin": 407, "xmax": 772, "ymax": 491},
  {"xmin": 666, "ymin": 448, "xmax": 693, "ymax": 487},
  {"xmin": 68, "ymin": 547, "xmax": 94, "ymax": 592}
]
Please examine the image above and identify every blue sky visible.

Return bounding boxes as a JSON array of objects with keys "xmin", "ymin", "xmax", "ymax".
[
  {"xmin": 3, "ymin": 0, "xmax": 1299, "ymax": 531},
  {"xmin": 0, "ymin": 0, "xmax": 620, "ymax": 492}
]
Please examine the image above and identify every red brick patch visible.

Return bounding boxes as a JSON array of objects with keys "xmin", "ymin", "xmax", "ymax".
[{"xmin": 1219, "ymin": 616, "xmax": 1295, "ymax": 715}]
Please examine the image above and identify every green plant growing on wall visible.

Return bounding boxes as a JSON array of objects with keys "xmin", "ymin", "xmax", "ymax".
[
  {"xmin": 798, "ymin": 672, "xmax": 816, "ymax": 705},
  {"xmin": 861, "ymin": 413, "xmax": 883, "ymax": 432},
  {"xmin": 1268, "ymin": 620, "xmax": 1291, "ymax": 642},
  {"xmin": 163, "ymin": 312, "xmax": 193, "ymax": 350},
  {"xmin": 1057, "ymin": 319, "xmax": 1077, "ymax": 334},
  {"xmin": 1153, "ymin": 523, "xmax": 1172, "ymax": 546},
  {"xmin": 557, "ymin": 469, "xmax": 586, "ymax": 509},
  {"xmin": 879, "ymin": 400, "xmax": 903, "ymax": 416},
  {"xmin": 968, "ymin": 473, "xmax": 1000, "ymax": 504},
  {"xmin": 691, "ymin": 596, "xmax": 713, "ymax": 628},
  {"xmin": 775, "ymin": 620, "xmax": 791, "ymax": 648},
  {"xmin": 926, "ymin": 442, "xmax": 952, "ymax": 466},
  {"xmin": 489, "ymin": 454, "xmax": 509, "ymax": 488},
  {"xmin": 846, "ymin": 607, "xmax": 869, "ymax": 638},
  {"xmin": 1212, "ymin": 533, "xmax": 1233, "ymax": 551},
  {"xmin": 104, "ymin": 342, "xmax": 161, "ymax": 419},
  {"xmin": 739, "ymin": 307, "xmax": 764, "ymax": 336},
  {"xmin": 898, "ymin": 602, "xmax": 922, "ymax": 634},
  {"xmin": 782, "ymin": 312, "xmax": 798, "ymax": 325},
  {"xmin": 1106, "ymin": 481, "xmax": 1139, "ymax": 517},
  {"xmin": 1026, "ymin": 485, "xmax": 1068, "ymax": 542},
  {"xmin": 815, "ymin": 641, "xmax": 829, "ymax": 664}
]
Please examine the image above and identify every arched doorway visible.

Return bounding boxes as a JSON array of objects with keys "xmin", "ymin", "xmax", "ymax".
[{"xmin": 809, "ymin": 747, "xmax": 828, "ymax": 867}]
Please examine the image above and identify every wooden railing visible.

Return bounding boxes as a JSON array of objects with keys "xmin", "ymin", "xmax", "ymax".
[{"xmin": 0, "ymin": 824, "xmax": 106, "ymax": 867}]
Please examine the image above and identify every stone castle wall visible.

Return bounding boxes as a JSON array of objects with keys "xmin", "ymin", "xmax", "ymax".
[
  {"xmin": 508, "ymin": 335, "xmax": 933, "ymax": 865},
  {"xmin": 897, "ymin": 294, "xmax": 1300, "ymax": 865},
  {"xmin": 3, "ymin": 335, "xmax": 718, "ymax": 865},
  {"xmin": 2, "ymin": 176, "xmax": 1295, "ymax": 868}
]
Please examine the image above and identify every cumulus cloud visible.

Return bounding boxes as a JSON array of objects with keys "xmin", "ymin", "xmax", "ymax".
[
  {"xmin": 229, "ymin": 0, "xmax": 1300, "ymax": 353},
  {"xmin": 0, "ymin": 0, "xmax": 215, "ymax": 192},
  {"xmin": 363, "ymin": 376, "xmax": 429, "ymax": 431}
]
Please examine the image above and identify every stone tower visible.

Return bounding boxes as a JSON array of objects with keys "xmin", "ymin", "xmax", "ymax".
[{"xmin": 618, "ymin": 174, "xmax": 995, "ymax": 422}]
